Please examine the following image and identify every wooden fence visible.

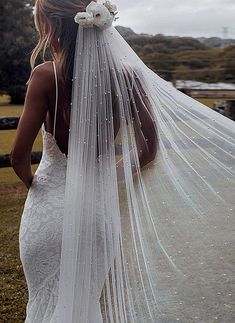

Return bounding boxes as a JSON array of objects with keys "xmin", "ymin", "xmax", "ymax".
[{"xmin": 0, "ymin": 117, "xmax": 42, "ymax": 168}]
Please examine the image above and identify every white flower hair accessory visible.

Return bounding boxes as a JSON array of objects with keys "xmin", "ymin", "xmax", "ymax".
[{"xmin": 74, "ymin": 1, "xmax": 118, "ymax": 30}]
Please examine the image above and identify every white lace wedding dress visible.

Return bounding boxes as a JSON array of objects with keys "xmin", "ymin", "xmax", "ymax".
[
  {"xmin": 19, "ymin": 125, "xmax": 67, "ymax": 322},
  {"xmin": 19, "ymin": 61, "xmax": 107, "ymax": 323},
  {"xmin": 19, "ymin": 63, "xmax": 66, "ymax": 322}
]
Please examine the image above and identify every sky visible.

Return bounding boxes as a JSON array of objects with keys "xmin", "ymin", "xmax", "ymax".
[{"xmin": 114, "ymin": 0, "xmax": 235, "ymax": 38}]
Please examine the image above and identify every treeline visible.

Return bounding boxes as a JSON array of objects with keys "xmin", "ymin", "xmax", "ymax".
[
  {"xmin": 124, "ymin": 33, "xmax": 235, "ymax": 83},
  {"xmin": 0, "ymin": 0, "xmax": 35, "ymax": 103},
  {"xmin": 0, "ymin": 2, "xmax": 234, "ymax": 104}
]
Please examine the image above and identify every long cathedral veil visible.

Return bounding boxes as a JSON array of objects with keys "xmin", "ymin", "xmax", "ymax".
[{"xmin": 52, "ymin": 4, "xmax": 235, "ymax": 322}]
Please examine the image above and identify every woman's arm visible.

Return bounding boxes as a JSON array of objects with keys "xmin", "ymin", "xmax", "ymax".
[
  {"xmin": 116, "ymin": 69, "xmax": 158, "ymax": 179},
  {"xmin": 10, "ymin": 63, "xmax": 53, "ymax": 188},
  {"xmin": 131, "ymin": 87, "xmax": 158, "ymax": 168}
]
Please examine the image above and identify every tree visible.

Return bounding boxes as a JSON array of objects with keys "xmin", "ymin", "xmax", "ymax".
[{"xmin": 0, "ymin": 1, "xmax": 36, "ymax": 103}]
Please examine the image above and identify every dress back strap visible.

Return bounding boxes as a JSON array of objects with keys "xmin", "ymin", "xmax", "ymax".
[{"xmin": 52, "ymin": 61, "xmax": 59, "ymax": 138}]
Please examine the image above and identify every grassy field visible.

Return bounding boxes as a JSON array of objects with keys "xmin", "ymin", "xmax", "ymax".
[{"xmin": 0, "ymin": 97, "xmax": 215, "ymax": 322}]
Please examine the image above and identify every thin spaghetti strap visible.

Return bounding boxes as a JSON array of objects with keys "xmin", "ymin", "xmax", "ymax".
[{"xmin": 52, "ymin": 61, "xmax": 59, "ymax": 138}]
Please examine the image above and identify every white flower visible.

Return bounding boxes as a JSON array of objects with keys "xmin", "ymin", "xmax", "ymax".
[
  {"xmin": 103, "ymin": 1, "xmax": 118, "ymax": 15},
  {"xmin": 74, "ymin": 1, "xmax": 118, "ymax": 30},
  {"xmin": 86, "ymin": 1, "xmax": 114, "ymax": 30},
  {"xmin": 74, "ymin": 12, "xmax": 94, "ymax": 28}
]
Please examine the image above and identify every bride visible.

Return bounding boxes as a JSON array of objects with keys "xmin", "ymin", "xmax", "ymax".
[{"xmin": 11, "ymin": 1, "xmax": 235, "ymax": 322}]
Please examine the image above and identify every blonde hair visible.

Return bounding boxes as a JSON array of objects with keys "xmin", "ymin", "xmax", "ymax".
[{"xmin": 28, "ymin": 0, "xmax": 92, "ymax": 84}]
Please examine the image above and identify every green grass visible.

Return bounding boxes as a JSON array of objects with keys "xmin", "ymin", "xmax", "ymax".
[
  {"xmin": 198, "ymin": 98, "xmax": 215, "ymax": 108},
  {"xmin": 0, "ymin": 95, "xmax": 11, "ymax": 106},
  {"xmin": 0, "ymin": 181, "xmax": 28, "ymax": 322}
]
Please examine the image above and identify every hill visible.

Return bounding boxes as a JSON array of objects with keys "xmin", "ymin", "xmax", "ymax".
[
  {"xmin": 115, "ymin": 26, "xmax": 235, "ymax": 83},
  {"xmin": 197, "ymin": 37, "xmax": 235, "ymax": 48},
  {"xmin": 116, "ymin": 26, "xmax": 235, "ymax": 49}
]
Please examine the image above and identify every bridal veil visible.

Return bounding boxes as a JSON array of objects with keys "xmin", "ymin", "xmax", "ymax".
[{"xmin": 52, "ymin": 2, "xmax": 235, "ymax": 322}]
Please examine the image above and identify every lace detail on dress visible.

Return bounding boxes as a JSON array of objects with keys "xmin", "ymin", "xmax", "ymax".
[
  {"xmin": 19, "ymin": 127, "xmax": 67, "ymax": 322},
  {"xmin": 19, "ymin": 125, "xmax": 114, "ymax": 322},
  {"xmin": 25, "ymin": 270, "xmax": 60, "ymax": 323}
]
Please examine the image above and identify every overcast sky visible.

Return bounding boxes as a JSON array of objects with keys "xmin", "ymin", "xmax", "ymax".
[{"xmin": 114, "ymin": 0, "xmax": 235, "ymax": 38}]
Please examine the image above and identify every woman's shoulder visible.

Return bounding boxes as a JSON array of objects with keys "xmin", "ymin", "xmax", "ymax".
[
  {"xmin": 32, "ymin": 61, "xmax": 54, "ymax": 77},
  {"xmin": 28, "ymin": 61, "xmax": 55, "ymax": 89}
]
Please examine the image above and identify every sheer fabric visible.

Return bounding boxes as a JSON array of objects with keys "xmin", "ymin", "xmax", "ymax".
[{"xmin": 51, "ymin": 26, "xmax": 235, "ymax": 322}]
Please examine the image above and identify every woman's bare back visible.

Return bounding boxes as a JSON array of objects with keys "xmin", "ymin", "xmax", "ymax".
[{"xmin": 43, "ymin": 61, "xmax": 71, "ymax": 156}]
